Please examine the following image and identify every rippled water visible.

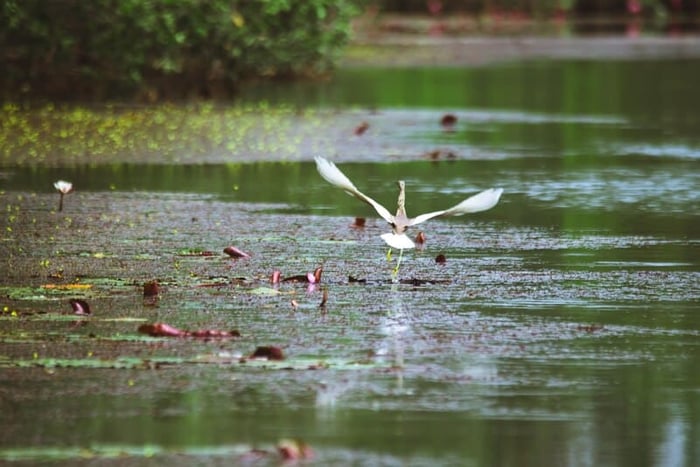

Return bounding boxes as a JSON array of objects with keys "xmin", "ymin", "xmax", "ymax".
[{"xmin": 1, "ymin": 60, "xmax": 699, "ymax": 465}]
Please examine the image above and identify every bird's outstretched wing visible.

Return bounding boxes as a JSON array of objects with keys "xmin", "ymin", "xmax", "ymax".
[
  {"xmin": 409, "ymin": 188, "xmax": 503, "ymax": 226},
  {"xmin": 315, "ymin": 157, "xmax": 394, "ymax": 224}
]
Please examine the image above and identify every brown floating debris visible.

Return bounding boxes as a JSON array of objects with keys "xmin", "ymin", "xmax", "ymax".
[
  {"xmin": 277, "ymin": 439, "xmax": 314, "ymax": 461},
  {"xmin": 352, "ymin": 217, "xmax": 366, "ymax": 228},
  {"xmin": 440, "ymin": 113, "xmax": 457, "ymax": 129},
  {"xmin": 250, "ymin": 345, "xmax": 285, "ymax": 360},
  {"xmin": 138, "ymin": 322, "xmax": 240, "ymax": 338},
  {"xmin": 143, "ymin": 280, "xmax": 160, "ymax": 297},
  {"xmin": 284, "ymin": 266, "xmax": 323, "ymax": 284},
  {"xmin": 435, "ymin": 254, "xmax": 447, "ymax": 264},
  {"xmin": 354, "ymin": 121, "xmax": 370, "ymax": 135},
  {"xmin": 399, "ymin": 277, "xmax": 451, "ymax": 285},
  {"xmin": 138, "ymin": 322, "xmax": 182, "ymax": 337},
  {"xmin": 577, "ymin": 324, "xmax": 604, "ymax": 333},
  {"xmin": 282, "ymin": 274, "xmax": 307, "ymax": 283},
  {"xmin": 223, "ymin": 246, "xmax": 251, "ymax": 258},
  {"xmin": 195, "ymin": 277, "xmax": 245, "ymax": 288},
  {"xmin": 69, "ymin": 298, "xmax": 91, "ymax": 316},
  {"xmin": 188, "ymin": 329, "xmax": 242, "ymax": 338},
  {"xmin": 424, "ymin": 149, "xmax": 458, "ymax": 161}
]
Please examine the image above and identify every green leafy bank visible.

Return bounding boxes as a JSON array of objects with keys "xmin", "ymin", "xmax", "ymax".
[{"xmin": 0, "ymin": 0, "xmax": 360, "ymax": 101}]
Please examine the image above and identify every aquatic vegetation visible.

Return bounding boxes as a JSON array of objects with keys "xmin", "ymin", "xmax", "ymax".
[
  {"xmin": 248, "ymin": 287, "xmax": 284, "ymax": 296},
  {"xmin": 138, "ymin": 322, "xmax": 240, "ymax": 338},
  {"xmin": 0, "ymin": 59, "xmax": 698, "ymax": 466},
  {"xmin": 1, "ymin": 352, "xmax": 388, "ymax": 372},
  {"xmin": 0, "ymin": 284, "xmax": 93, "ymax": 301},
  {"xmin": 52, "ymin": 180, "xmax": 73, "ymax": 211},
  {"xmin": 176, "ymin": 248, "xmax": 216, "ymax": 257},
  {"xmin": 280, "ymin": 266, "xmax": 324, "ymax": 284},
  {"xmin": 0, "ymin": 103, "xmax": 331, "ymax": 166},
  {"xmin": 319, "ymin": 287, "xmax": 329, "ymax": 308},
  {"xmin": 0, "ymin": 441, "xmax": 316, "ymax": 464}
]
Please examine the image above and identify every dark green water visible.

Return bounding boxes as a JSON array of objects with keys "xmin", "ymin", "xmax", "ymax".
[{"xmin": 1, "ymin": 61, "xmax": 699, "ymax": 465}]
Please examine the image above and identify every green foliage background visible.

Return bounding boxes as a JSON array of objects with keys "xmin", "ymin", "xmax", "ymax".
[{"xmin": 0, "ymin": 0, "xmax": 360, "ymax": 100}]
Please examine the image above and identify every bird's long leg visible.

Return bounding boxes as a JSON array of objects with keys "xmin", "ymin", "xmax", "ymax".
[
  {"xmin": 392, "ymin": 248, "xmax": 404, "ymax": 278},
  {"xmin": 386, "ymin": 247, "xmax": 392, "ymax": 261}
]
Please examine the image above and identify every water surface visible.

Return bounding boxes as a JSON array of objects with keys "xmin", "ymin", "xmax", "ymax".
[{"xmin": 1, "ymin": 60, "xmax": 699, "ymax": 466}]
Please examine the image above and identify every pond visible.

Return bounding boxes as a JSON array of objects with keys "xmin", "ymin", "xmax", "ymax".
[{"xmin": 1, "ymin": 59, "xmax": 699, "ymax": 465}]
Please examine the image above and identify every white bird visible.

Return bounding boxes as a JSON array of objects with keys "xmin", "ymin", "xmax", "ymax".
[{"xmin": 314, "ymin": 156, "xmax": 503, "ymax": 273}]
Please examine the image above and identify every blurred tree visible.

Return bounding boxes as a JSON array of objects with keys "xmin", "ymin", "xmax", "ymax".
[{"xmin": 0, "ymin": 0, "xmax": 361, "ymax": 100}]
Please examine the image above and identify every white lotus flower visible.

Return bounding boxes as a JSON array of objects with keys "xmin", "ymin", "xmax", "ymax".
[
  {"xmin": 53, "ymin": 180, "xmax": 73, "ymax": 194},
  {"xmin": 53, "ymin": 180, "xmax": 73, "ymax": 211}
]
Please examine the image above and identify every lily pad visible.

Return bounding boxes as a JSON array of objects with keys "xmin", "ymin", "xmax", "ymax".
[
  {"xmin": 247, "ymin": 286, "xmax": 284, "ymax": 295},
  {"xmin": 8, "ymin": 356, "xmax": 186, "ymax": 369},
  {"xmin": 2, "ymin": 352, "xmax": 391, "ymax": 372},
  {"xmin": 196, "ymin": 352, "xmax": 389, "ymax": 371},
  {"xmin": 80, "ymin": 277, "xmax": 137, "ymax": 288},
  {"xmin": 0, "ymin": 444, "xmax": 166, "ymax": 462},
  {"xmin": 0, "ymin": 443, "xmax": 281, "ymax": 463},
  {"xmin": 1, "ymin": 285, "xmax": 92, "ymax": 301}
]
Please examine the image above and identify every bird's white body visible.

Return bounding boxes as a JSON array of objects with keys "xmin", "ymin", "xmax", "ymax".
[
  {"xmin": 314, "ymin": 156, "xmax": 503, "ymax": 250},
  {"xmin": 380, "ymin": 232, "xmax": 416, "ymax": 250}
]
